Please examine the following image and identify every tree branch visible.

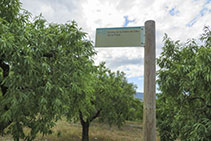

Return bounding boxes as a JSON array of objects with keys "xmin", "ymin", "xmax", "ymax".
[
  {"xmin": 89, "ymin": 109, "xmax": 101, "ymax": 122},
  {"xmin": 79, "ymin": 110, "xmax": 85, "ymax": 125},
  {"xmin": 0, "ymin": 59, "xmax": 9, "ymax": 78}
]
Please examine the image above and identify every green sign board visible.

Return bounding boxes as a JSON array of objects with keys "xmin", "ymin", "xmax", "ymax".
[{"xmin": 95, "ymin": 26, "xmax": 145, "ymax": 47}]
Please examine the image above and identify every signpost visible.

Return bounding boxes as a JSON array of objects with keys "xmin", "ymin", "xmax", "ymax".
[
  {"xmin": 95, "ymin": 20, "xmax": 156, "ymax": 141},
  {"xmin": 143, "ymin": 20, "xmax": 156, "ymax": 141},
  {"xmin": 95, "ymin": 26, "xmax": 145, "ymax": 47}
]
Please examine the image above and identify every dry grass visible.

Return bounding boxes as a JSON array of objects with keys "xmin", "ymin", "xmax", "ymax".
[{"xmin": 1, "ymin": 120, "xmax": 160, "ymax": 141}]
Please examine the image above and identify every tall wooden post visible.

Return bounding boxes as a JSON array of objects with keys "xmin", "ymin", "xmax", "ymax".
[{"xmin": 144, "ymin": 20, "xmax": 156, "ymax": 141}]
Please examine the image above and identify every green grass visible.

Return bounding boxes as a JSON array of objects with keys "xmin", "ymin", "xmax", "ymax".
[{"xmin": 1, "ymin": 120, "xmax": 160, "ymax": 141}]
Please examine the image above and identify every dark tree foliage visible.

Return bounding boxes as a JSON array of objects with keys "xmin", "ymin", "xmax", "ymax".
[
  {"xmin": 0, "ymin": 1, "xmax": 95, "ymax": 140},
  {"xmin": 157, "ymin": 27, "xmax": 211, "ymax": 141},
  {"xmin": 127, "ymin": 98, "xmax": 143, "ymax": 121}
]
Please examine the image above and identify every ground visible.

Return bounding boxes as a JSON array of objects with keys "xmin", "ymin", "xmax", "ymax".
[{"xmin": 0, "ymin": 120, "xmax": 160, "ymax": 141}]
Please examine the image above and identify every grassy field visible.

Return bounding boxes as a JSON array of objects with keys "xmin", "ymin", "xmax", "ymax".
[{"xmin": 1, "ymin": 120, "xmax": 160, "ymax": 141}]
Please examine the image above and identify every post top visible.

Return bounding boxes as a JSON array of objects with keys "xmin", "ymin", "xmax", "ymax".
[{"xmin": 145, "ymin": 20, "xmax": 155, "ymax": 25}]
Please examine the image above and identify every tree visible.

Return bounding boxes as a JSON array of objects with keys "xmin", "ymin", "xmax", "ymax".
[
  {"xmin": 157, "ymin": 28, "xmax": 211, "ymax": 140},
  {"xmin": 0, "ymin": 1, "xmax": 95, "ymax": 140},
  {"xmin": 127, "ymin": 98, "xmax": 143, "ymax": 121},
  {"xmin": 65, "ymin": 63, "xmax": 137, "ymax": 141}
]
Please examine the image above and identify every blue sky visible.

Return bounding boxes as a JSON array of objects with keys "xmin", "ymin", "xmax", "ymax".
[
  {"xmin": 20, "ymin": 0, "xmax": 211, "ymax": 92},
  {"xmin": 128, "ymin": 76, "xmax": 144, "ymax": 92}
]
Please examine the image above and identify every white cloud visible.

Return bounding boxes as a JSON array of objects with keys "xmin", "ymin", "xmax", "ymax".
[
  {"xmin": 20, "ymin": 0, "xmax": 86, "ymax": 25},
  {"xmin": 116, "ymin": 64, "xmax": 144, "ymax": 78},
  {"xmin": 94, "ymin": 47, "xmax": 144, "ymax": 77}
]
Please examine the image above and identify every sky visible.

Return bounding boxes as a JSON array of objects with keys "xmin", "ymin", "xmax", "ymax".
[{"xmin": 20, "ymin": 0, "xmax": 211, "ymax": 92}]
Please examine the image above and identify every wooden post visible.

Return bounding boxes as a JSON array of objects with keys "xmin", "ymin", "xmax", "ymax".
[{"xmin": 143, "ymin": 20, "xmax": 156, "ymax": 141}]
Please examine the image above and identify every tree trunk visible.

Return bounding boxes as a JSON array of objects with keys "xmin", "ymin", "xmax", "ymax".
[
  {"xmin": 81, "ymin": 121, "xmax": 89, "ymax": 141},
  {"xmin": 79, "ymin": 109, "xmax": 101, "ymax": 141},
  {"xmin": 0, "ymin": 59, "xmax": 11, "ymax": 132}
]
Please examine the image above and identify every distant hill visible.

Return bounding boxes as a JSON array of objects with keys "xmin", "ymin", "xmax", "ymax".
[{"xmin": 134, "ymin": 92, "xmax": 144, "ymax": 100}]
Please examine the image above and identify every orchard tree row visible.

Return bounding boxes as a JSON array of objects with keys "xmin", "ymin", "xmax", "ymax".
[
  {"xmin": 0, "ymin": 1, "xmax": 141, "ymax": 141},
  {"xmin": 2, "ymin": 1, "xmax": 210, "ymax": 141}
]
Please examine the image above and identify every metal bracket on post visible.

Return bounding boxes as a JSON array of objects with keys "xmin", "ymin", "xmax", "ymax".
[{"xmin": 143, "ymin": 20, "xmax": 156, "ymax": 141}]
